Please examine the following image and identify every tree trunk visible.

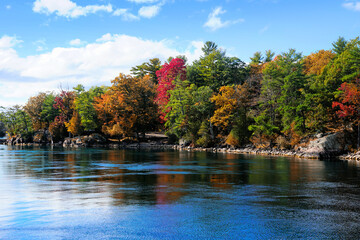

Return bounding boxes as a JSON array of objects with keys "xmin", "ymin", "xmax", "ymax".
[{"xmin": 209, "ymin": 121, "xmax": 215, "ymax": 140}]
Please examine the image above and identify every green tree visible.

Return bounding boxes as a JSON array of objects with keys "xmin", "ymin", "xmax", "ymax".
[
  {"xmin": 40, "ymin": 93, "xmax": 59, "ymax": 126},
  {"xmin": 165, "ymin": 78, "xmax": 213, "ymax": 145},
  {"xmin": 250, "ymin": 49, "xmax": 307, "ymax": 146},
  {"xmin": 264, "ymin": 50, "xmax": 275, "ymax": 62},
  {"xmin": 73, "ymin": 84, "xmax": 105, "ymax": 132},
  {"xmin": 190, "ymin": 42, "xmax": 247, "ymax": 91},
  {"xmin": 250, "ymin": 51, "xmax": 263, "ymax": 65},
  {"xmin": 0, "ymin": 105, "xmax": 32, "ymax": 137},
  {"xmin": 0, "ymin": 121, "xmax": 5, "ymax": 137},
  {"xmin": 332, "ymin": 36, "xmax": 348, "ymax": 55},
  {"xmin": 307, "ymin": 37, "xmax": 360, "ymax": 131},
  {"xmin": 202, "ymin": 41, "xmax": 218, "ymax": 56},
  {"xmin": 130, "ymin": 58, "xmax": 162, "ymax": 84}
]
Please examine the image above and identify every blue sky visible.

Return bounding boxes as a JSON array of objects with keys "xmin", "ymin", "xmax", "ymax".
[{"xmin": 0, "ymin": 0, "xmax": 359, "ymax": 106}]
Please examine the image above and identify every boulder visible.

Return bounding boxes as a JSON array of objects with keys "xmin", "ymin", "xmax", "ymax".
[
  {"xmin": 33, "ymin": 130, "xmax": 52, "ymax": 144},
  {"xmin": 299, "ymin": 132, "xmax": 349, "ymax": 158},
  {"xmin": 63, "ymin": 134, "xmax": 107, "ymax": 147}
]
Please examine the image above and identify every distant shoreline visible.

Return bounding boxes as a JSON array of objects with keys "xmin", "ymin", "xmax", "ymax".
[{"xmin": 2, "ymin": 139, "xmax": 359, "ymax": 162}]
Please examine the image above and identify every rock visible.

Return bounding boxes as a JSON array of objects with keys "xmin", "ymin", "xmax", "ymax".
[
  {"xmin": 89, "ymin": 133, "xmax": 107, "ymax": 143},
  {"xmin": 300, "ymin": 132, "xmax": 348, "ymax": 159},
  {"xmin": 33, "ymin": 130, "xmax": 51, "ymax": 144},
  {"xmin": 179, "ymin": 138, "xmax": 191, "ymax": 147},
  {"xmin": 62, "ymin": 134, "xmax": 107, "ymax": 147}
]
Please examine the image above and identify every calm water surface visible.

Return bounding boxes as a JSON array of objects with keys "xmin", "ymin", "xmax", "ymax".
[{"xmin": 1, "ymin": 145, "xmax": 360, "ymax": 239}]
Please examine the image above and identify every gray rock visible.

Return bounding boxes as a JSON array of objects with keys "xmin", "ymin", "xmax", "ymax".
[{"xmin": 300, "ymin": 132, "xmax": 346, "ymax": 158}]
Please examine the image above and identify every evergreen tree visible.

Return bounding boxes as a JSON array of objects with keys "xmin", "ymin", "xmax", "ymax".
[{"xmin": 332, "ymin": 37, "xmax": 348, "ymax": 55}]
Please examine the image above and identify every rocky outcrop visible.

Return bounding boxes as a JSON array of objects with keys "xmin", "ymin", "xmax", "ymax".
[
  {"xmin": 6, "ymin": 134, "xmax": 33, "ymax": 145},
  {"xmin": 63, "ymin": 133, "xmax": 107, "ymax": 147},
  {"xmin": 297, "ymin": 132, "xmax": 351, "ymax": 159},
  {"xmin": 33, "ymin": 130, "xmax": 52, "ymax": 144}
]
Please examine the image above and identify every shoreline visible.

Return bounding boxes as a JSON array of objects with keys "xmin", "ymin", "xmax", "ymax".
[{"xmin": 2, "ymin": 140, "xmax": 359, "ymax": 162}]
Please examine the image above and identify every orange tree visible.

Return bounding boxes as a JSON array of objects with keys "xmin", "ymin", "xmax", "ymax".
[{"xmin": 95, "ymin": 74, "xmax": 159, "ymax": 140}]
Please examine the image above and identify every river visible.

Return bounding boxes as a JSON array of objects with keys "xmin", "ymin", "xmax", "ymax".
[{"xmin": 0, "ymin": 145, "xmax": 360, "ymax": 239}]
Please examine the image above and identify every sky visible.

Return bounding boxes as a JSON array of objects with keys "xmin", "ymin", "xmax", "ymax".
[{"xmin": 0, "ymin": 0, "xmax": 359, "ymax": 106}]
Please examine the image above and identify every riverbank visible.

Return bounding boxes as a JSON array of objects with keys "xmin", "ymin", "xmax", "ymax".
[
  {"xmin": 1, "ymin": 131, "xmax": 358, "ymax": 161},
  {"xmin": 2, "ymin": 141, "xmax": 357, "ymax": 161}
]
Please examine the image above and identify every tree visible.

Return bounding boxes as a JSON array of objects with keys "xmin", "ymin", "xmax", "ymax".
[
  {"xmin": 191, "ymin": 42, "xmax": 247, "ymax": 91},
  {"xmin": 73, "ymin": 85, "xmax": 105, "ymax": 132},
  {"xmin": 131, "ymin": 58, "xmax": 161, "ymax": 84},
  {"xmin": 332, "ymin": 80, "xmax": 360, "ymax": 149},
  {"xmin": 333, "ymin": 81, "xmax": 360, "ymax": 121},
  {"xmin": 332, "ymin": 37, "xmax": 348, "ymax": 55},
  {"xmin": 165, "ymin": 78, "xmax": 213, "ymax": 146},
  {"xmin": 95, "ymin": 74, "xmax": 159, "ymax": 139},
  {"xmin": 155, "ymin": 58, "xmax": 187, "ymax": 121},
  {"xmin": 307, "ymin": 37, "xmax": 360, "ymax": 131},
  {"xmin": 52, "ymin": 90, "xmax": 76, "ymax": 138},
  {"xmin": 0, "ymin": 105, "xmax": 32, "ymax": 137},
  {"xmin": 303, "ymin": 50, "xmax": 335, "ymax": 76},
  {"xmin": 250, "ymin": 49, "xmax": 307, "ymax": 147},
  {"xmin": 264, "ymin": 50, "xmax": 275, "ymax": 62},
  {"xmin": 40, "ymin": 93, "xmax": 59, "ymax": 126},
  {"xmin": 211, "ymin": 83, "xmax": 252, "ymax": 146},
  {"xmin": 65, "ymin": 111, "xmax": 82, "ymax": 136},
  {"xmin": 0, "ymin": 121, "xmax": 5, "ymax": 137},
  {"xmin": 24, "ymin": 92, "xmax": 47, "ymax": 130},
  {"xmin": 53, "ymin": 90, "xmax": 75, "ymax": 125},
  {"xmin": 202, "ymin": 41, "xmax": 218, "ymax": 56},
  {"xmin": 250, "ymin": 51, "xmax": 263, "ymax": 65}
]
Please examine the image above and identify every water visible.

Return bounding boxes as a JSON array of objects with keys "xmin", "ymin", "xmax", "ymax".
[{"xmin": 1, "ymin": 145, "xmax": 360, "ymax": 239}]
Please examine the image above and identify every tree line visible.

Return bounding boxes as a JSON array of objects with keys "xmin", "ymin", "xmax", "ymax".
[{"xmin": 0, "ymin": 37, "xmax": 359, "ymax": 149}]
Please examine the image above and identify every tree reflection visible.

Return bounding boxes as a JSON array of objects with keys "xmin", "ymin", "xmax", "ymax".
[{"xmin": 2, "ymin": 147, "xmax": 360, "ymax": 207}]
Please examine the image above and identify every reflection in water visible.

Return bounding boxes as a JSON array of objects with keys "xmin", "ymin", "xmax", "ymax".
[{"xmin": 1, "ymin": 145, "xmax": 360, "ymax": 239}]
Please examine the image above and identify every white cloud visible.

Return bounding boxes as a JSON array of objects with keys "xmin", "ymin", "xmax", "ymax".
[
  {"xmin": 138, "ymin": 4, "xmax": 161, "ymax": 18},
  {"xmin": 0, "ymin": 36, "xmax": 22, "ymax": 49},
  {"xmin": 69, "ymin": 38, "xmax": 86, "ymax": 46},
  {"xmin": 6, "ymin": 5, "xmax": 11, "ymax": 10},
  {"xmin": 0, "ymin": 34, "xmax": 203, "ymax": 106},
  {"xmin": 33, "ymin": 0, "xmax": 113, "ymax": 18},
  {"xmin": 343, "ymin": 1, "xmax": 360, "ymax": 11},
  {"xmin": 113, "ymin": 8, "xmax": 140, "ymax": 21},
  {"xmin": 204, "ymin": 6, "xmax": 244, "ymax": 31},
  {"xmin": 96, "ymin": 33, "xmax": 114, "ymax": 42}
]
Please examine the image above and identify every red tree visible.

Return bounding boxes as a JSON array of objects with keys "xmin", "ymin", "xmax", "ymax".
[
  {"xmin": 332, "ymin": 82, "xmax": 360, "ymax": 120},
  {"xmin": 332, "ymin": 80, "xmax": 360, "ymax": 149},
  {"xmin": 53, "ymin": 90, "xmax": 76, "ymax": 124},
  {"xmin": 155, "ymin": 58, "xmax": 186, "ymax": 121}
]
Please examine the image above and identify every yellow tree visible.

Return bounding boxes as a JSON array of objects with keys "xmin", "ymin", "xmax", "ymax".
[
  {"xmin": 65, "ymin": 111, "xmax": 82, "ymax": 136},
  {"xmin": 303, "ymin": 50, "xmax": 335, "ymax": 76},
  {"xmin": 211, "ymin": 83, "xmax": 251, "ymax": 146}
]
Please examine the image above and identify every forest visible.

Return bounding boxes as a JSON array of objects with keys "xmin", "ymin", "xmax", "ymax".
[{"xmin": 0, "ymin": 36, "xmax": 359, "ymax": 150}]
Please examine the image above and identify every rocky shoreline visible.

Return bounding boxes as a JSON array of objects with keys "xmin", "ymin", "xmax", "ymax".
[{"xmin": 1, "ymin": 131, "xmax": 359, "ymax": 161}]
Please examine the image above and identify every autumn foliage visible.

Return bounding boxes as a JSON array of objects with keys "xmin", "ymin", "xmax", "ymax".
[
  {"xmin": 3, "ymin": 37, "xmax": 360, "ymax": 150},
  {"xmin": 332, "ymin": 81, "xmax": 360, "ymax": 122},
  {"xmin": 94, "ymin": 74, "xmax": 159, "ymax": 139},
  {"xmin": 155, "ymin": 58, "xmax": 187, "ymax": 120},
  {"xmin": 303, "ymin": 50, "xmax": 335, "ymax": 76}
]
